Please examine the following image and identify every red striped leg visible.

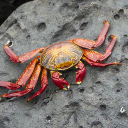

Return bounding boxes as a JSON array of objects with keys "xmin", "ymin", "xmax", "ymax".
[
  {"xmin": 71, "ymin": 21, "xmax": 109, "ymax": 49},
  {"xmin": 0, "ymin": 57, "xmax": 39, "ymax": 90},
  {"xmin": 2, "ymin": 64, "xmax": 41, "ymax": 98},
  {"xmin": 27, "ymin": 68, "xmax": 48, "ymax": 102},
  {"xmin": 83, "ymin": 35, "xmax": 117, "ymax": 62},
  {"xmin": 82, "ymin": 56, "xmax": 122, "ymax": 67},
  {"xmin": 99, "ymin": 35, "xmax": 117, "ymax": 61},
  {"xmin": 4, "ymin": 42, "xmax": 45, "ymax": 63},
  {"xmin": 94, "ymin": 21, "xmax": 110, "ymax": 48}
]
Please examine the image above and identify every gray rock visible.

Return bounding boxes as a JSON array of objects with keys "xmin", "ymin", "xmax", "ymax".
[{"xmin": 0, "ymin": 0, "xmax": 128, "ymax": 127}]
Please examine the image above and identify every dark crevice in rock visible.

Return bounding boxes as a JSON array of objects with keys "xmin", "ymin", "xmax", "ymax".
[
  {"xmin": 114, "ymin": 14, "xmax": 120, "ymax": 20},
  {"xmin": 91, "ymin": 121, "xmax": 103, "ymax": 128},
  {"xmin": 46, "ymin": 115, "xmax": 51, "ymax": 121},
  {"xmin": 65, "ymin": 101, "xmax": 80, "ymax": 109},
  {"xmin": 37, "ymin": 22, "xmax": 46, "ymax": 32},
  {"xmin": 108, "ymin": 35, "xmax": 112, "ymax": 42},
  {"xmin": 122, "ymin": 41, "xmax": 128, "ymax": 53},
  {"xmin": 79, "ymin": 87, "xmax": 85, "ymax": 93},
  {"xmin": 59, "ymin": 3, "xmax": 79, "ymax": 15},
  {"xmin": 100, "ymin": 104, "xmax": 106, "ymax": 111},
  {"xmin": 79, "ymin": 22, "xmax": 88, "ymax": 30},
  {"xmin": 118, "ymin": 9, "xmax": 124, "ymax": 15},
  {"xmin": 51, "ymin": 22, "xmax": 77, "ymax": 43}
]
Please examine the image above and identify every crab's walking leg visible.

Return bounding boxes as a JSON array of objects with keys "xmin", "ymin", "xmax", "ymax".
[
  {"xmin": 94, "ymin": 20, "xmax": 110, "ymax": 48},
  {"xmin": 71, "ymin": 21, "xmax": 109, "ymax": 49},
  {"xmin": 2, "ymin": 64, "xmax": 41, "ymax": 98},
  {"xmin": 27, "ymin": 68, "xmax": 48, "ymax": 102},
  {"xmin": 0, "ymin": 58, "xmax": 39, "ymax": 90},
  {"xmin": 83, "ymin": 35, "xmax": 118, "ymax": 62},
  {"xmin": 4, "ymin": 42, "xmax": 45, "ymax": 63},
  {"xmin": 82, "ymin": 56, "xmax": 122, "ymax": 67},
  {"xmin": 76, "ymin": 61, "xmax": 86, "ymax": 84},
  {"xmin": 51, "ymin": 71, "xmax": 70, "ymax": 90},
  {"xmin": 99, "ymin": 35, "xmax": 117, "ymax": 61}
]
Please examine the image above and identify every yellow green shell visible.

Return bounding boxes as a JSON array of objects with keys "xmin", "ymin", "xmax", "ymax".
[{"xmin": 40, "ymin": 41, "xmax": 83, "ymax": 70}]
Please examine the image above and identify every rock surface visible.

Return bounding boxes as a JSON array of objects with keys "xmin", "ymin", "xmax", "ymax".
[{"xmin": 0, "ymin": 0, "xmax": 128, "ymax": 128}]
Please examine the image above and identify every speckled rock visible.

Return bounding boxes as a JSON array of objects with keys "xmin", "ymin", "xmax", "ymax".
[{"xmin": 0, "ymin": 0, "xmax": 128, "ymax": 128}]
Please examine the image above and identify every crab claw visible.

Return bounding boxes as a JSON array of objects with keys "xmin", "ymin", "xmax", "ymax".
[
  {"xmin": 76, "ymin": 61, "xmax": 86, "ymax": 84},
  {"xmin": 51, "ymin": 71, "xmax": 70, "ymax": 90}
]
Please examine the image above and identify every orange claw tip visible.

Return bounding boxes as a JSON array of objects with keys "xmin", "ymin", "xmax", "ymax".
[
  {"xmin": 63, "ymin": 88, "xmax": 67, "ymax": 90},
  {"xmin": 27, "ymin": 96, "xmax": 34, "ymax": 102},
  {"xmin": 27, "ymin": 98, "xmax": 30, "ymax": 102},
  {"xmin": 104, "ymin": 20, "xmax": 109, "ymax": 24},
  {"xmin": 114, "ymin": 62, "xmax": 122, "ymax": 65},
  {"xmin": 75, "ymin": 65, "xmax": 78, "ymax": 69},
  {"xmin": 76, "ymin": 81, "xmax": 82, "ymax": 85},
  {"xmin": 2, "ymin": 94, "xmax": 6, "ymax": 98},
  {"xmin": 111, "ymin": 35, "xmax": 117, "ymax": 39},
  {"xmin": 67, "ymin": 85, "xmax": 70, "ymax": 89}
]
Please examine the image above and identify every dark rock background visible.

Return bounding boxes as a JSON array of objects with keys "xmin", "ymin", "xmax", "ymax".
[
  {"xmin": 0, "ymin": 0, "xmax": 128, "ymax": 128},
  {"xmin": 0, "ymin": 0, "xmax": 33, "ymax": 25}
]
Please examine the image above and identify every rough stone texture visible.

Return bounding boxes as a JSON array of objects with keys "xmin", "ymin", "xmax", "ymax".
[{"xmin": 0, "ymin": 0, "xmax": 128, "ymax": 128}]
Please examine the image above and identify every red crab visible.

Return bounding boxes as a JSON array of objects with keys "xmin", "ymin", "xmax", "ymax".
[{"xmin": 0, "ymin": 21, "xmax": 121, "ymax": 101}]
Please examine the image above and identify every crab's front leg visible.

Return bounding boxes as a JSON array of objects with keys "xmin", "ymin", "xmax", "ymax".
[
  {"xmin": 2, "ymin": 64, "xmax": 41, "ymax": 98},
  {"xmin": 76, "ymin": 61, "xmax": 86, "ymax": 84},
  {"xmin": 51, "ymin": 71, "xmax": 70, "ymax": 90},
  {"xmin": 4, "ymin": 40, "xmax": 45, "ymax": 63}
]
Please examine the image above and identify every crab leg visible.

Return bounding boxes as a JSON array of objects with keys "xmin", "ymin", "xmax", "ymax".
[
  {"xmin": 71, "ymin": 21, "xmax": 109, "ymax": 49},
  {"xmin": 83, "ymin": 49, "xmax": 103, "ymax": 62},
  {"xmin": 82, "ymin": 56, "xmax": 122, "ymax": 67},
  {"xmin": 76, "ymin": 61, "xmax": 86, "ymax": 84},
  {"xmin": 94, "ymin": 20, "xmax": 110, "ymax": 48},
  {"xmin": 83, "ymin": 35, "xmax": 117, "ymax": 62},
  {"xmin": 2, "ymin": 64, "xmax": 41, "ymax": 98},
  {"xmin": 0, "ymin": 57, "xmax": 39, "ymax": 90},
  {"xmin": 4, "ymin": 42, "xmax": 45, "ymax": 63},
  {"xmin": 27, "ymin": 68, "xmax": 48, "ymax": 102},
  {"xmin": 98, "ymin": 35, "xmax": 117, "ymax": 61},
  {"xmin": 51, "ymin": 71, "xmax": 70, "ymax": 90}
]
